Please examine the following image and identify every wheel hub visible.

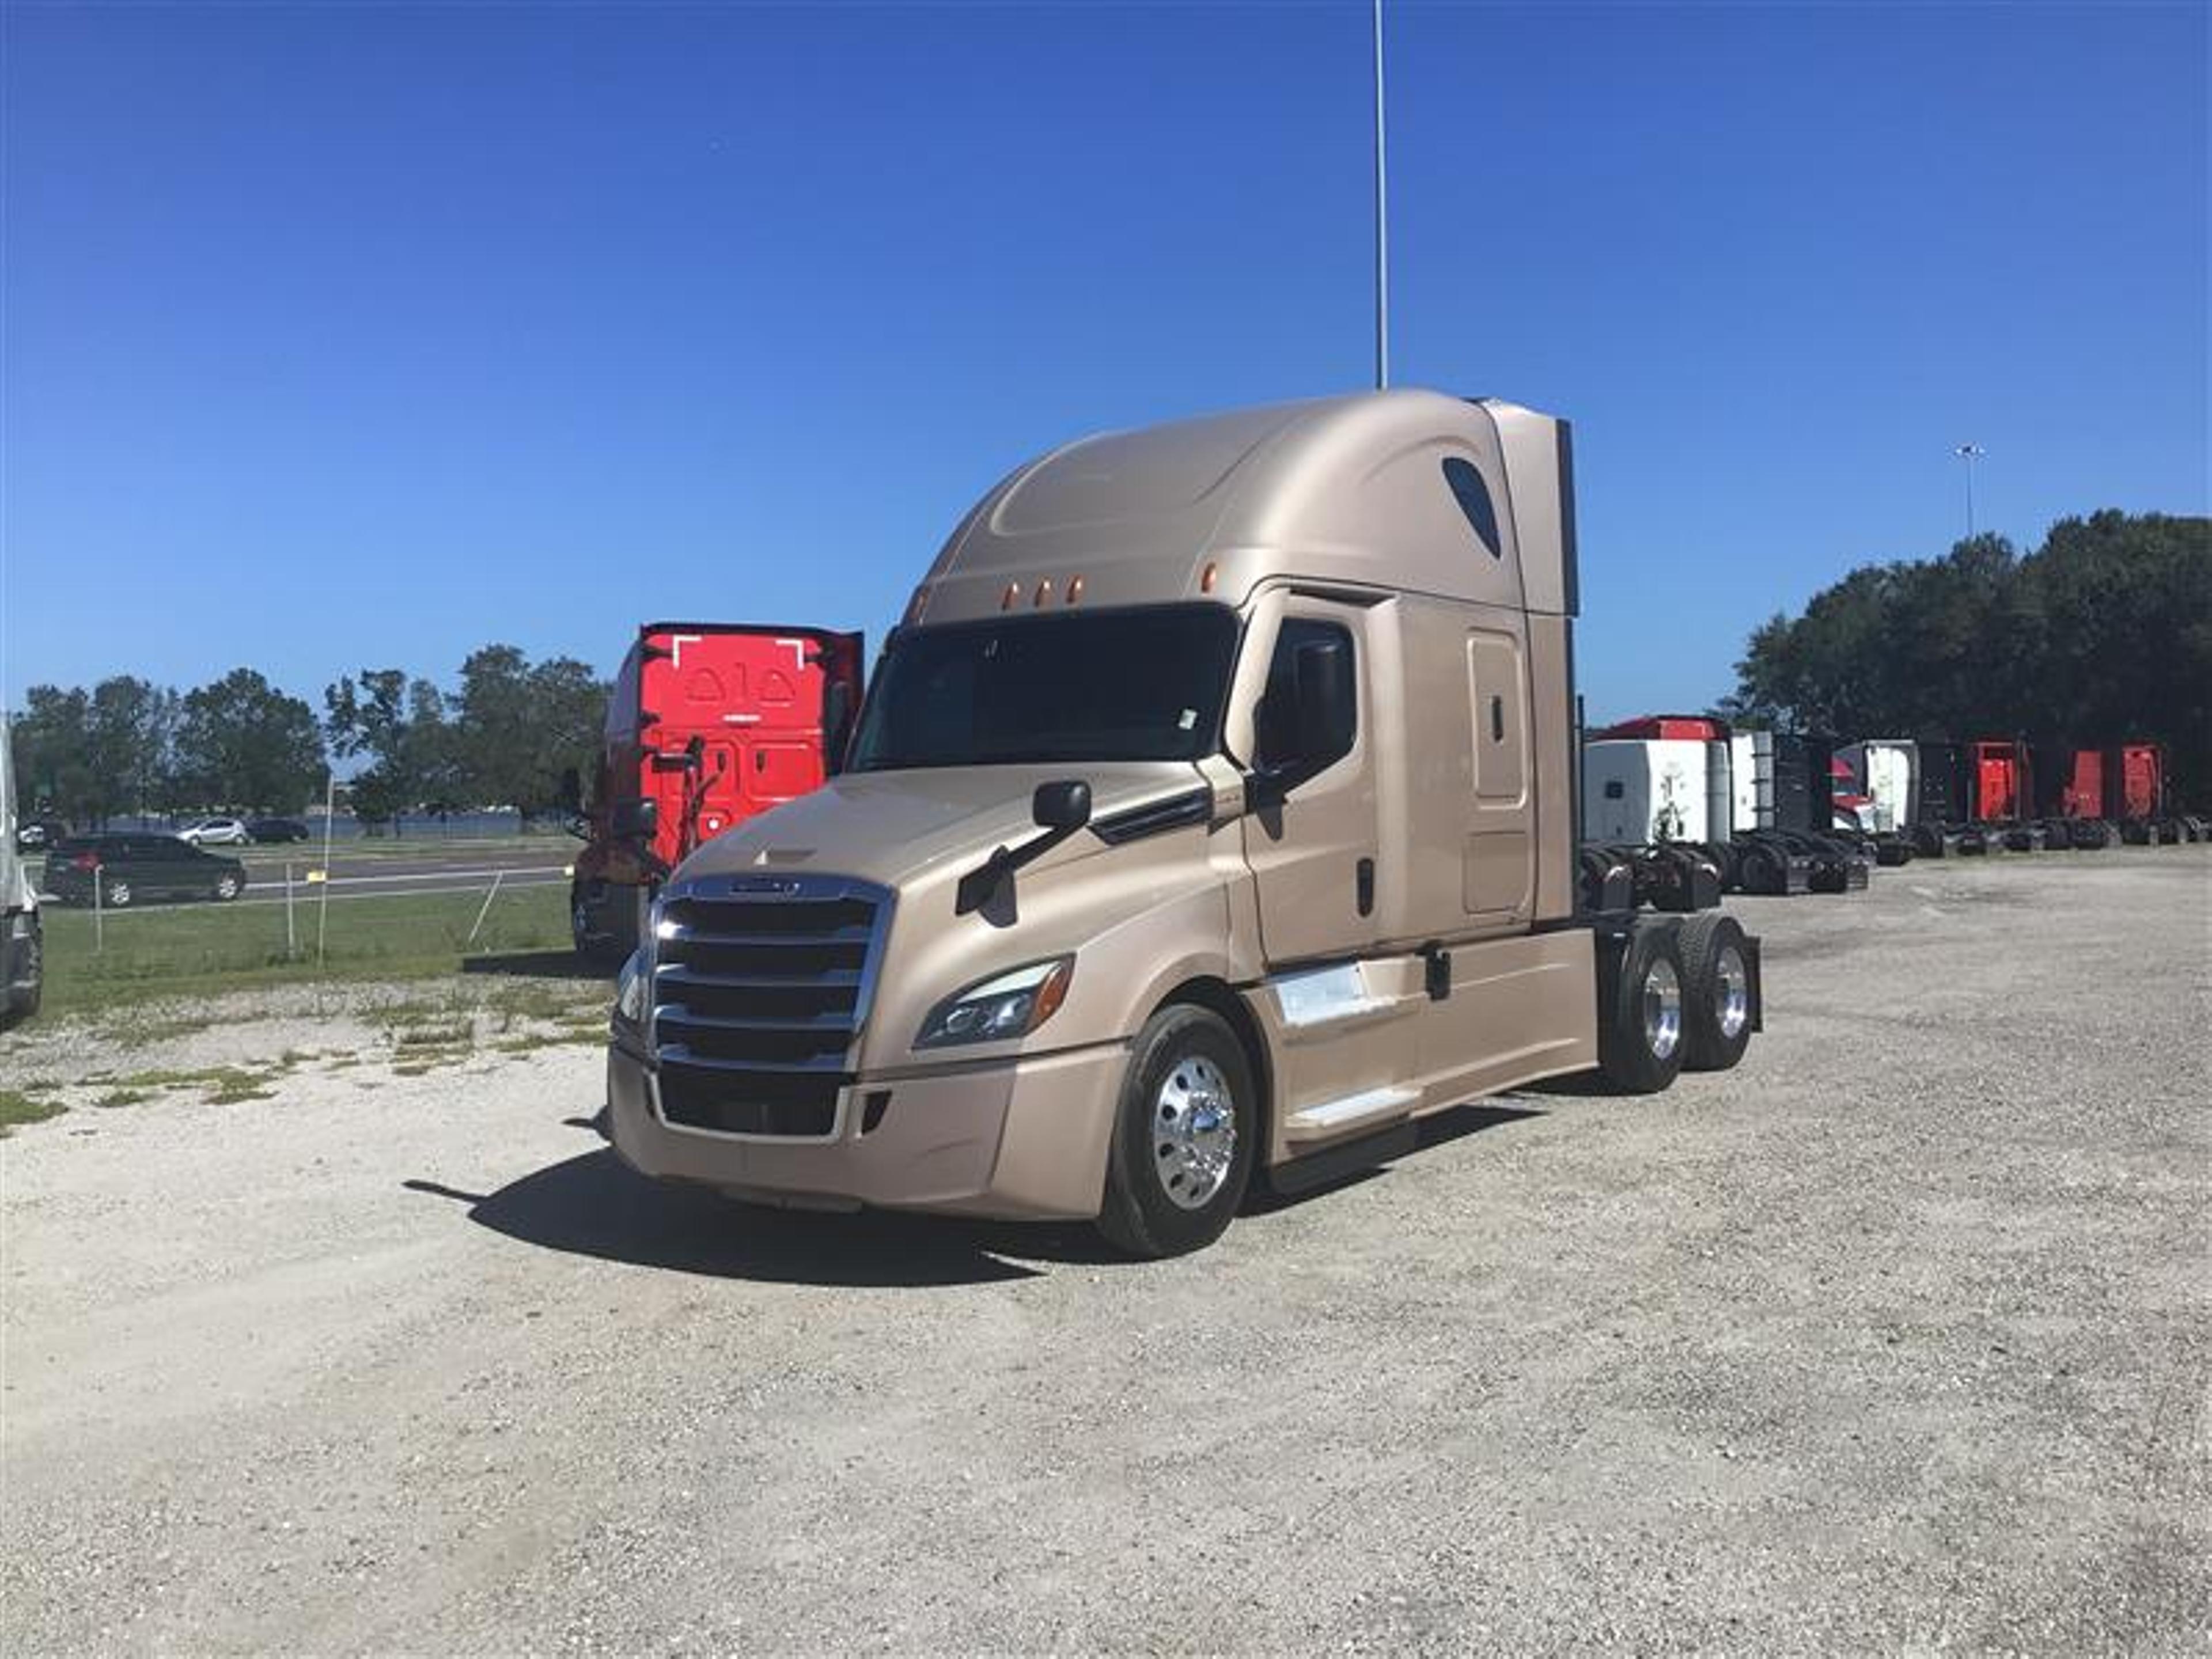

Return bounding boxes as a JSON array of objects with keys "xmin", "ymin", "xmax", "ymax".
[
  {"xmin": 1153, "ymin": 1055, "xmax": 1236, "ymax": 1211},
  {"xmin": 1643, "ymin": 957, "xmax": 1683, "ymax": 1060},
  {"xmin": 1714, "ymin": 945, "xmax": 1749, "ymax": 1040}
]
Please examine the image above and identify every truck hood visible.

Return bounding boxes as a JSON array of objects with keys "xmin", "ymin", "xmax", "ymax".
[{"xmin": 672, "ymin": 760, "xmax": 1210, "ymax": 891}]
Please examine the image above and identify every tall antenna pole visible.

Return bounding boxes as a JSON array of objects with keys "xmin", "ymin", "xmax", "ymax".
[
  {"xmin": 1955, "ymin": 442, "xmax": 1984, "ymax": 539},
  {"xmin": 1372, "ymin": 0, "xmax": 1389, "ymax": 390}
]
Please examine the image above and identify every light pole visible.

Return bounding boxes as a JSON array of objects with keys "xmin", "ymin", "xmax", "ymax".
[
  {"xmin": 1954, "ymin": 442, "xmax": 1985, "ymax": 540},
  {"xmin": 1372, "ymin": 0, "xmax": 1389, "ymax": 391}
]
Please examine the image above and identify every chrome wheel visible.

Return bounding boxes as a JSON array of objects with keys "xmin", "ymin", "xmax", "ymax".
[
  {"xmin": 1642, "ymin": 956, "xmax": 1683, "ymax": 1060},
  {"xmin": 1714, "ymin": 944, "xmax": 1750, "ymax": 1040},
  {"xmin": 1153, "ymin": 1053, "xmax": 1237, "ymax": 1211}
]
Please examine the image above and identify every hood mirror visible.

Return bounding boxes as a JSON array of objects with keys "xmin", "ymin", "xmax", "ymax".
[
  {"xmin": 1032, "ymin": 780, "xmax": 1092, "ymax": 831},
  {"xmin": 609, "ymin": 796, "xmax": 658, "ymax": 842}
]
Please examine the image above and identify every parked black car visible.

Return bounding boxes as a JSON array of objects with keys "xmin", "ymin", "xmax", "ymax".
[
  {"xmin": 44, "ymin": 835, "xmax": 248, "ymax": 907},
  {"xmin": 245, "ymin": 817, "xmax": 312, "ymax": 844}
]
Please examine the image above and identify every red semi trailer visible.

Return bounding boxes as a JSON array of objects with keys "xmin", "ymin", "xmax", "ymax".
[{"xmin": 569, "ymin": 623, "xmax": 863, "ymax": 963}]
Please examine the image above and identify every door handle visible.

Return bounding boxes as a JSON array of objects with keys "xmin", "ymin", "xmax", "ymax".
[{"xmin": 1355, "ymin": 857, "xmax": 1375, "ymax": 918}]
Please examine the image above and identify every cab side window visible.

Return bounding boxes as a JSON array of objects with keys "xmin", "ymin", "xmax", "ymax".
[{"xmin": 1254, "ymin": 619, "xmax": 1356, "ymax": 775}]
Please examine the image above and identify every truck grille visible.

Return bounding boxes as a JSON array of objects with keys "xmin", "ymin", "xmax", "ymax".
[{"xmin": 649, "ymin": 875, "xmax": 891, "ymax": 1139}]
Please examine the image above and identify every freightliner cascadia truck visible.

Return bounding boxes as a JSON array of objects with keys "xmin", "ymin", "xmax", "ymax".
[
  {"xmin": 605, "ymin": 391, "xmax": 1762, "ymax": 1256},
  {"xmin": 570, "ymin": 623, "xmax": 863, "ymax": 964}
]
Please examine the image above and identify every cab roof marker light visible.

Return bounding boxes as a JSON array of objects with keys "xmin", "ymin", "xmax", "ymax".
[
  {"xmin": 1067, "ymin": 574, "xmax": 1085, "ymax": 604},
  {"xmin": 1001, "ymin": 582, "xmax": 1020, "ymax": 611},
  {"xmin": 1034, "ymin": 578, "xmax": 1053, "ymax": 607},
  {"xmin": 1200, "ymin": 561, "xmax": 1219, "ymax": 594}
]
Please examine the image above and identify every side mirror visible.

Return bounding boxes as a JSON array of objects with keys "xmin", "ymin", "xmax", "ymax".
[
  {"xmin": 1032, "ymin": 780, "xmax": 1092, "ymax": 832},
  {"xmin": 823, "ymin": 681, "xmax": 855, "ymax": 774},
  {"xmin": 1288, "ymin": 639, "xmax": 1354, "ymax": 775},
  {"xmin": 609, "ymin": 797, "xmax": 658, "ymax": 842}
]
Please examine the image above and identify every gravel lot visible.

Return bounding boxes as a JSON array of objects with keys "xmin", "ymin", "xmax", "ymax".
[{"xmin": 3, "ymin": 849, "xmax": 2207, "ymax": 1654}]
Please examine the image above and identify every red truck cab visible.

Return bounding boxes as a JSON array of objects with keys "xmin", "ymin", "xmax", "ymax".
[{"xmin": 571, "ymin": 623, "xmax": 864, "ymax": 963}]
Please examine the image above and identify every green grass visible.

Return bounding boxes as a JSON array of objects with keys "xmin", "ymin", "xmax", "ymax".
[
  {"xmin": 0, "ymin": 1089, "xmax": 67, "ymax": 1135},
  {"xmin": 33, "ymin": 884, "xmax": 577, "ymax": 1016}
]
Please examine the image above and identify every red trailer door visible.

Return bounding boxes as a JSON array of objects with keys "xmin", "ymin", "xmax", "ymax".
[
  {"xmin": 1973, "ymin": 742, "xmax": 2021, "ymax": 821},
  {"xmin": 2063, "ymin": 750, "xmax": 2104, "ymax": 819},
  {"xmin": 2114, "ymin": 744, "xmax": 2164, "ymax": 820},
  {"xmin": 638, "ymin": 626, "xmax": 864, "ymax": 866}
]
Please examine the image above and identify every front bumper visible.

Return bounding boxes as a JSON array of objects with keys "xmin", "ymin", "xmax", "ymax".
[{"xmin": 605, "ymin": 1040, "xmax": 1126, "ymax": 1221}]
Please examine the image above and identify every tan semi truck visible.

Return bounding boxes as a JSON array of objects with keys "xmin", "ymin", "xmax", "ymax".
[{"xmin": 605, "ymin": 389, "xmax": 1760, "ymax": 1256}]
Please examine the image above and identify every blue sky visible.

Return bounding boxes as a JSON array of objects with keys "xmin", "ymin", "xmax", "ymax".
[{"xmin": 3, "ymin": 2, "xmax": 2205, "ymax": 724}]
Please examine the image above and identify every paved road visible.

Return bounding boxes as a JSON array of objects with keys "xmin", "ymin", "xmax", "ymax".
[
  {"xmin": 35, "ymin": 840, "xmax": 578, "ymax": 905},
  {"xmin": 2, "ymin": 849, "xmax": 2206, "ymax": 1652}
]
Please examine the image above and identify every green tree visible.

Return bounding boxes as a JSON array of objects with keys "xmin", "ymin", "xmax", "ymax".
[
  {"xmin": 88, "ymin": 677, "xmax": 181, "ymax": 819},
  {"xmin": 1727, "ymin": 513, "xmax": 2212, "ymax": 806},
  {"xmin": 324, "ymin": 669, "xmax": 450, "ymax": 833},
  {"xmin": 175, "ymin": 669, "xmax": 326, "ymax": 812},
  {"xmin": 9, "ymin": 685, "xmax": 97, "ymax": 824},
  {"xmin": 449, "ymin": 645, "xmax": 608, "ymax": 818}
]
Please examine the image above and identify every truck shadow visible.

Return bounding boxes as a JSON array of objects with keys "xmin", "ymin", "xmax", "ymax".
[
  {"xmin": 403, "ymin": 1153, "xmax": 1113, "ymax": 1286},
  {"xmin": 460, "ymin": 950, "xmax": 613, "ymax": 983},
  {"xmin": 404, "ymin": 1100, "xmax": 1545, "ymax": 1288}
]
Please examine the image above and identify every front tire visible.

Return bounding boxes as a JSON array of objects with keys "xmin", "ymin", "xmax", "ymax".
[
  {"xmin": 1597, "ymin": 925, "xmax": 1688, "ymax": 1094},
  {"xmin": 1097, "ymin": 1005, "xmax": 1256, "ymax": 1259},
  {"xmin": 213, "ymin": 873, "xmax": 243, "ymax": 902},
  {"xmin": 104, "ymin": 879, "xmax": 134, "ymax": 908}
]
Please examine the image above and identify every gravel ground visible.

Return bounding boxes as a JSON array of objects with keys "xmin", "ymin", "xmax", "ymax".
[{"xmin": 3, "ymin": 849, "xmax": 2207, "ymax": 1654}]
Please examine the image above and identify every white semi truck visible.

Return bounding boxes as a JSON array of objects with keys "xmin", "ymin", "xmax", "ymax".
[{"xmin": 1, "ymin": 717, "xmax": 43, "ymax": 1027}]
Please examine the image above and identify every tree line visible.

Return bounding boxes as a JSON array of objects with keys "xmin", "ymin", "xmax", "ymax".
[
  {"xmin": 1719, "ymin": 509, "xmax": 2211, "ymax": 806},
  {"xmin": 8, "ymin": 646, "xmax": 608, "ymax": 829}
]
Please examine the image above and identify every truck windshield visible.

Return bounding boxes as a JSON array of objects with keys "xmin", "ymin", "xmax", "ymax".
[{"xmin": 849, "ymin": 604, "xmax": 1238, "ymax": 771}]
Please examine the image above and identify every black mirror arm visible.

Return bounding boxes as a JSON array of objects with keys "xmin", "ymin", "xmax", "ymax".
[{"xmin": 954, "ymin": 821, "xmax": 1085, "ymax": 916}]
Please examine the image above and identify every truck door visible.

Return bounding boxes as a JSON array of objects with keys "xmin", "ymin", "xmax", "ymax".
[{"xmin": 1240, "ymin": 599, "xmax": 1380, "ymax": 967}]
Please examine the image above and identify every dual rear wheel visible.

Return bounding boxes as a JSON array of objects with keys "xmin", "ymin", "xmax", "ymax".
[{"xmin": 1598, "ymin": 913, "xmax": 1753, "ymax": 1092}]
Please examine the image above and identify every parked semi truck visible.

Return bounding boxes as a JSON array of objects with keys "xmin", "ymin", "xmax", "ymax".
[
  {"xmin": 1853, "ymin": 737, "xmax": 2200, "ymax": 855},
  {"xmin": 1, "ymin": 717, "xmax": 43, "ymax": 1026},
  {"xmin": 605, "ymin": 390, "xmax": 1763, "ymax": 1256},
  {"xmin": 569, "ymin": 623, "xmax": 863, "ymax": 964},
  {"xmin": 1581, "ymin": 718, "xmax": 1877, "ymax": 896},
  {"xmin": 2039, "ymin": 741, "xmax": 2200, "ymax": 846}
]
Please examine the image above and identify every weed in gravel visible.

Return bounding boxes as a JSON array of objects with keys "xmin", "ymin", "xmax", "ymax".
[
  {"xmin": 104, "ymin": 1060, "xmax": 298, "ymax": 1107},
  {"xmin": 391, "ymin": 1021, "xmax": 475, "ymax": 1050},
  {"xmin": 0, "ymin": 1089, "xmax": 66, "ymax": 1135},
  {"xmin": 203, "ymin": 1068, "xmax": 282, "ymax": 1104},
  {"xmin": 94, "ymin": 1089, "xmax": 154, "ymax": 1109}
]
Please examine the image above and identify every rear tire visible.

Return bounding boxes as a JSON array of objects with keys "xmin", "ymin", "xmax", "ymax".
[
  {"xmin": 1738, "ymin": 843, "xmax": 1782, "ymax": 895},
  {"xmin": 104, "ymin": 879, "xmax": 133, "ymax": 908},
  {"xmin": 1096, "ymin": 1005, "xmax": 1256, "ymax": 1259},
  {"xmin": 1677, "ymin": 912, "xmax": 1753, "ymax": 1072},
  {"xmin": 213, "ymin": 873, "xmax": 242, "ymax": 902},
  {"xmin": 1597, "ymin": 925, "xmax": 1688, "ymax": 1095}
]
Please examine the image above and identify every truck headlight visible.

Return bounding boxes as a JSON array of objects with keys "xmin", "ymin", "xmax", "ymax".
[
  {"xmin": 613, "ymin": 902, "xmax": 663, "ymax": 1031},
  {"xmin": 915, "ymin": 956, "xmax": 1074, "ymax": 1050},
  {"xmin": 615, "ymin": 949, "xmax": 650, "ymax": 1027}
]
